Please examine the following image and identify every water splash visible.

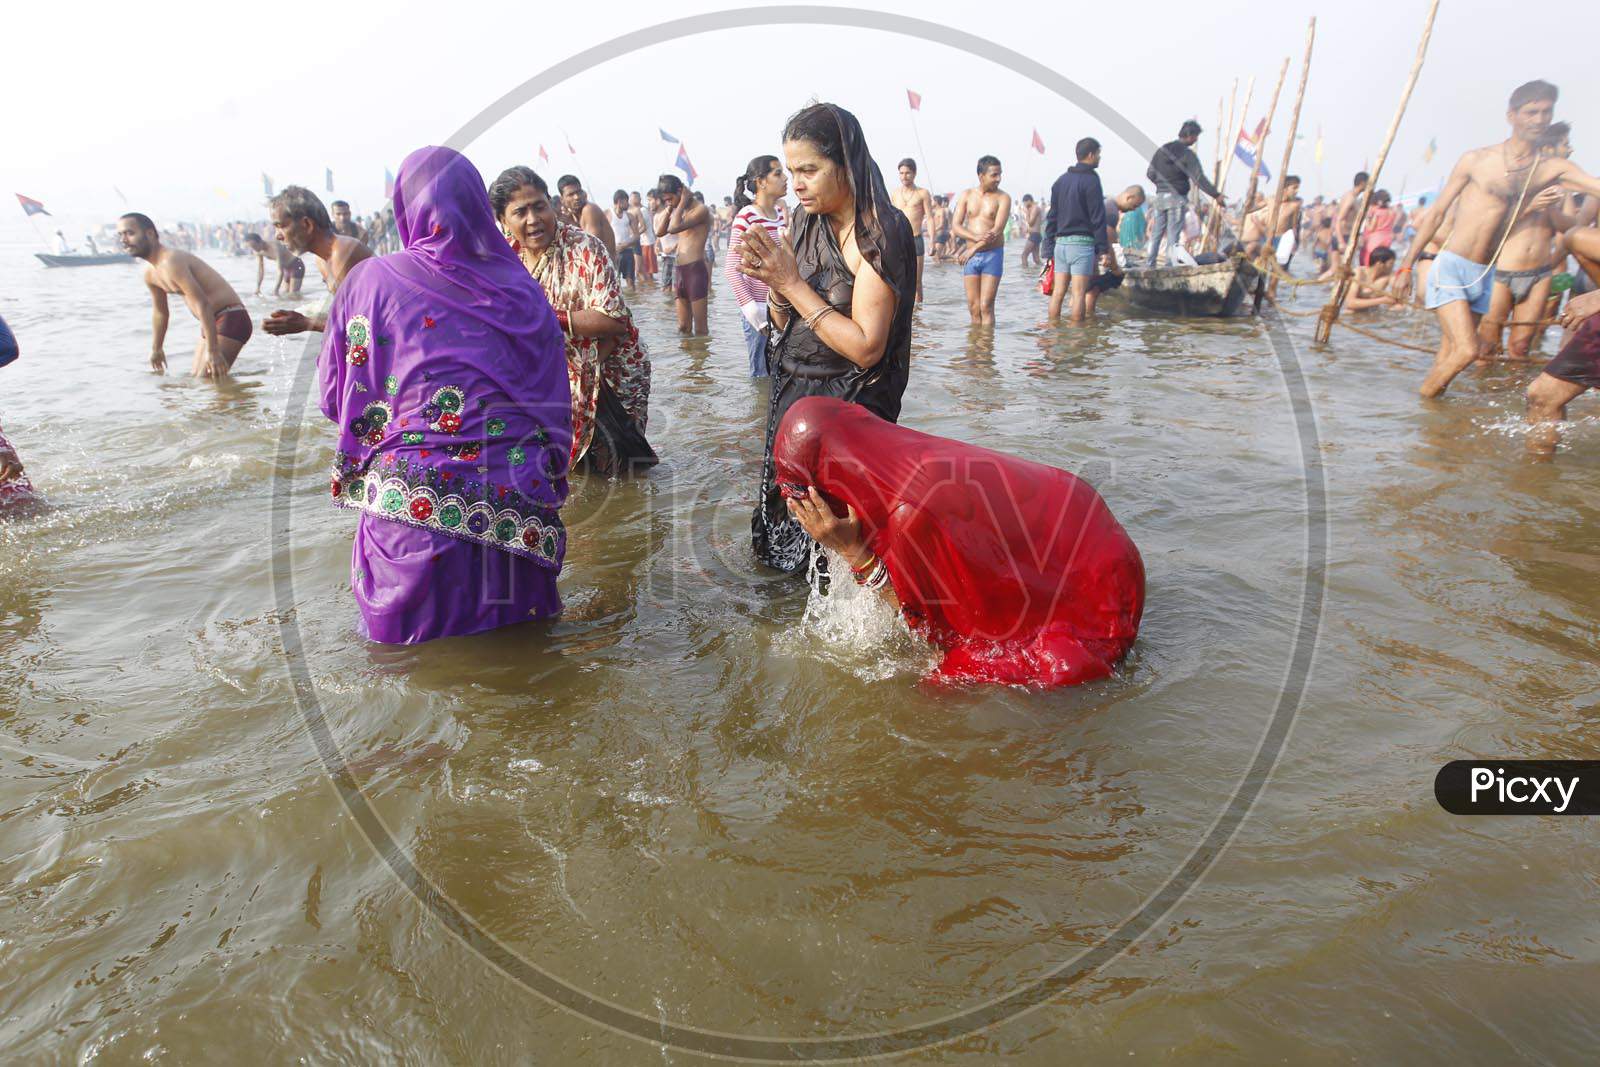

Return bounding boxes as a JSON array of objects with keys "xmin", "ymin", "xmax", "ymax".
[{"xmin": 774, "ymin": 546, "xmax": 939, "ymax": 682}]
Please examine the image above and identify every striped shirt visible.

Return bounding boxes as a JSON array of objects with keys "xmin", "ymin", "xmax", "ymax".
[{"xmin": 723, "ymin": 202, "xmax": 789, "ymax": 329}]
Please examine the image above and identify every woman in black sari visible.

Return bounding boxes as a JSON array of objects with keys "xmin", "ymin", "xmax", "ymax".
[{"xmin": 738, "ymin": 102, "xmax": 917, "ymax": 572}]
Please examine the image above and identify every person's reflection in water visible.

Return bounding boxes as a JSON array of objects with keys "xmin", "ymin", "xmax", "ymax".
[{"xmin": 738, "ymin": 102, "xmax": 916, "ymax": 574}]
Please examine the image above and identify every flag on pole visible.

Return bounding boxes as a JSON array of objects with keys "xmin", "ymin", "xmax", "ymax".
[
  {"xmin": 659, "ymin": 128, "xmax": 679, "ymax": 144},
  {"xmin": 1423, "ymin": 137, "xmax": 1437, "ymax": 163},
  {"xmin": 1314, "ymin": 125, "xmax": 1325, "ymax": 165},
  {"xmin": 15, "ymin": 194, "xmax": 50, "ymax": 217},
  {"xmin": 1031, "ymin": 128, "xmax": 1046, "ymax": 155},
  {"xmin": 675, "ymin": 144, "xmax": 697, "ymax": 185},
  {"xmin": 1234, "ymin": 119, "xmax": 1272, "ymax": 182},
  {"xmin": 326, "ymin": 168, "xmax": 335, "ymax": 192},
  {"xmin": 906, "ymin": 89, "xmax": 922, "ymax": 111},
  {"xmin": 539, "ymin": 145, "xmax": 549, "ymax": 163},
  {"xmin": 113, "ymin": 185, "xmax": 128, "ymax": 205},
  {"xmin": 567, "ymin": 137, "xmax": 576, "ymax": 155},
  {"xmin": 263, "ymin": 173, "xmax": 274, "ymax": 197},
  {"xmin": 384, "ymin": 168, "xmax": 395, "ymax": 198}
]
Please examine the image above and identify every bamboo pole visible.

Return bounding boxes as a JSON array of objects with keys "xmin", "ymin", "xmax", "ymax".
[
  {"xmin": 1316, "ymin": 0, "xmax": 1441, "ymax": 343},
  {"xmin": 1214, "ymin": 95, "xmax": 1226, "ymax": 188},
  {"xmin": 1204, "ymin": 75, "xmax": 1253, "ymax": 253},
  {"xmin": 1237, "ymin": 57, "xmax": 1291, "ymax": 260},
  {"xmin": 1263, "ymin": 18, "xmax": 1316, "ymax": 267}
]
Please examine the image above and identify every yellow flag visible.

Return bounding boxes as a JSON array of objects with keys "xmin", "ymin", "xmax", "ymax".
[{"xmin": 1314, "ymin": 125, "xmax": 1325, "ymax": 165}]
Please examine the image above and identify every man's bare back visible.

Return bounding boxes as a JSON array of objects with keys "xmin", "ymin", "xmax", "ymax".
[{"xmin": 119, "ymin": 213, "xmax": 248, "ymax": 379}]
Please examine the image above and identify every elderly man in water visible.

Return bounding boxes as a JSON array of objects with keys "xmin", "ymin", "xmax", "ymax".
[
  {"xmin": 119, "ymin": 212, "xmax": 250, "ymax": 378},
  {"xmin": 263, "ymin": 185, "xmax": 375, "ymax": 335}
]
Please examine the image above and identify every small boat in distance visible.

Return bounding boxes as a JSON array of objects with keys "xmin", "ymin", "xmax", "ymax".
[{"xmin": 35, "ymin": 252, "xmax": 136, "ymax": 268}]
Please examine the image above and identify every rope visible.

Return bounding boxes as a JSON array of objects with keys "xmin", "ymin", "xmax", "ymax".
[{"xmin": 1332, "ymin": 317, "xmax": 1438, "ymax": 354}]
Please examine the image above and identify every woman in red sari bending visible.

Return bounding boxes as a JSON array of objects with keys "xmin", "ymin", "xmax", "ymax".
[{"xmin": 775, "ymin": 397, "xmax": 1145, "ymax": 688}]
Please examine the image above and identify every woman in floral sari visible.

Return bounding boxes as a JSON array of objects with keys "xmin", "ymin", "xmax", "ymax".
[{"xmin": 491, "ymin": 166, "xmax": 655, "ymax": 477}]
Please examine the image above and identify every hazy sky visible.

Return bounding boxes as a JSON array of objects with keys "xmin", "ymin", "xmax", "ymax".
[{"xmin": 5, "ymin": 0, "xmax": 1598, "ymax": 239}]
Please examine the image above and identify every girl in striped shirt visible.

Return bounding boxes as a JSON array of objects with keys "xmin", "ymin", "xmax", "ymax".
[{"xmin": 723, "ymin": 155, "xmax": 790, "ymax": 377}]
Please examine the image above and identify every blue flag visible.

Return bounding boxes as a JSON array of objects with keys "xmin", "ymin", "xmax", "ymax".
[
  {"xmin": 325, "ymin": 168, "xmax": 335, "ymax": 192},
  {"xmin": 262, "ymin": 173, "xmax": 274, "ymax": 197},
  {"xmin": 1233, "ymin": 120, "xmax": 1272, "ymax": 183},
  {"xmin": 675, "ymin": 145, "xmax": 697, "ymax": 186},
  {"xmin": 659, "ymin": 128, "xmax": 679, "ymax": 144}
]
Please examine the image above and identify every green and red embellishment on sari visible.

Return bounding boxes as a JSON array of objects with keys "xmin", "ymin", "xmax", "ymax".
[{"xmin": 330, "ymin": 449, "xmax": 564, "ymax": 567}]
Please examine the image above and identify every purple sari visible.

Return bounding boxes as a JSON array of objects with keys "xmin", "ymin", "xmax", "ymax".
[{"xmin": 318, "ymin": 146, "xmax": 573, "ymax": 643}]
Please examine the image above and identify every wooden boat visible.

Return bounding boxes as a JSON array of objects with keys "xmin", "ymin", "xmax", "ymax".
[
  {"xmin": 35, "ymin": 252, "xmax": 135, "ymax": 268},
  {"xmin": 1121, "ymin": 255, "xmax": 1262, "ymax": 317}
]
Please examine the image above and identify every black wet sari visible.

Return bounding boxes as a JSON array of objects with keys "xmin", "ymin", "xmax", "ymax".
[{"xmin": 751, "ymin": 104, "xmax": 917, "ymax": 572}]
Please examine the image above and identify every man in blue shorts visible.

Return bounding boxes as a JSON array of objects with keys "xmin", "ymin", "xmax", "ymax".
[
  {"xmin": 1400, "ymin": 79, "xmax": 1600, "ymax": 397},
  {"xmin": 952, "ymin": 154, "xmax": 1012, "ymax": 324}
]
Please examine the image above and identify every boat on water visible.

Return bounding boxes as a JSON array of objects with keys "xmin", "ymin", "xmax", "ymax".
[
  {"xmin": 1121, "ymin": 255, "xmax": 1263, "ymax": 317},
  {"xmin": 35, "ymin": 252, "xmax": 135, "ymax": 268}
]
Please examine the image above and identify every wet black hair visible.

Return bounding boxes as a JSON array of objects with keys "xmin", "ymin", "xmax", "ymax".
[
  {"xmin": 657, "ymin": 174, "xmax": 684, "ymax": 196},
  {"xmin": 898, "ymin": 157, "xmax": 917, "ymax": 173},
  {"xmin": 613, "ymin": 188, "xmax": 629, "ymax": 204},
  {"xmin": 487, "ymin": 166, "xmax": 549, "ymax": 218},
  {"xmin": 782, "ymin": 103, "xmax": 846, "ymax": 168},
  {"xmin": 1369, "ymin": 245, "xmax": 1396, "ymax": 265},
  {"xmin": 1075, "ymin": 137, "xmax": 1101, "ymax": 162},
  {"xmin": 1354, "ymin": 171, "xmax": 1370, "ymax": 186},
  {"xmin": 1284, "ymin": 174, "xmax": 1301, "ymax": 187},
  {"xmin": 119, "ymin": 212, "xmax": 156, "ymax": 233},
  {"xmin": 244, "ymin": 232, "xmax": 265, "ymax": 247},
  {"xmin": 1179, "ymin": 119, "xmax": 1203, "ymax": 139},
  {"xmin": 1509, "ymin": 79, "xmax": 1558, "ymax": 110},
  {"xmin": 331, "ymin": 199, "xmax": 350, "ymax": 210},
  {"xmin": 976, "ymin": 154, "xmax": 1001, "ymax": 175},
  {"xmin": 1373, "ymin": 189, "xmax": 1392, "ymax": 206},
  {"xmin": 556, "ymin": 174, "xmax": 582, "ymax": 193},
  {"xmin": 734, "ymin": 154, "xmax": 781, "ymax": 210}
]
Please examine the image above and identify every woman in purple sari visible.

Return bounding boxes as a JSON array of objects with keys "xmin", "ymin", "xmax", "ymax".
[{"xmin": 318, "ymin": 146, "xmax": 573, "ymax": 643}]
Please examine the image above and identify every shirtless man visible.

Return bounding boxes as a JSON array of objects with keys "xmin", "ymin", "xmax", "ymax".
[
  {"xmin": 952, "ymin": 155, "xmax": 1012, "ymax": 325},
  {"xmin": 243, "ymin": 233, "xmax": 301, "ymax": 298},
  {"xmin": 1477, "ymin": 126, "xmax": 1578, "ymax": 359},
  {"xmin": 556, "ymin": 176, "xmax": 617, "ymax": 261},
  {"xmin": 1333, "ymin": 171, "xmax": 1369, "ymax": 256},
  {"xmin": 1406, "ymin": 193, "xmax": 1451, "ymax": 302},
  {"xmin": 1343, "ymin": 246, "xmax": 1402, "ymax": 310},
  {"xmin": 1018, "ymin": 194, "xmax": 1044, "ymax": 270},
  {"xmin": 1399, "ymin": 80, "xmax": 1600, "ymax": 397},
  {"xmin": 890, "ymin": 158, "xmax": 935, "ymax": 302},
  {"xmin": 262, "ymin": 185, "xmax": 375, "ymax": 335},
  {"xmin": 656, "ymin": 174, "xmax": 712, "ymax": 335},
  {"xmin": 929, "ymin": 196, "xmax": 952, "ymax": 261},
  {"xmin": 329, "ymin": 199, "xmax": 366, "ymax": 242},
  {"xmin": 118, "ymin": 212, "xmax": 249, "ymax": 378}
]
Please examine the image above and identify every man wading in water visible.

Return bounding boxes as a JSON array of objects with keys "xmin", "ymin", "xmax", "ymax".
[{"xmin": 1399, "ymin": 80, "xmax": 1600, "ymax": 397}]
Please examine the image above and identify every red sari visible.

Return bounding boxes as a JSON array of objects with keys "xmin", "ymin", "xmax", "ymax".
[{"xmin": 774, "ymin": 397, "xmax": 1145, "ymax": 687}]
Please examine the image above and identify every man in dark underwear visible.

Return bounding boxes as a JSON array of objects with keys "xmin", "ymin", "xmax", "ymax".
[
  {"xmin": 245, "ymin": 232, "xmax": 305, "ymax": 297},
  {"xmin": 118, "ymin": 212, "xmax": 250, "ymax": 378},
  {"xmin": 890, "ymin": 158, "xmax": 934, "ymax": 302},
  {"xmin": 263, "ymin": 185, "xmax": 375, "ymax": 335},
  {"xmin": 655, "ymin": 174, "xmax": 712, "ymax": 335},
  {"xmin": 1525, "ymin": 287, "xmax": 1600, "ymax": 453},
  {"xmin": 1478, "ymin": 122, "xmax": 1578, "ymax": 359}
]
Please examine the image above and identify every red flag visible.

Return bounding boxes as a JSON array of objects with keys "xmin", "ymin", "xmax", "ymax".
[
  {"xmin": 675, "ymin": 144, "xmax": 697, "ymax": 185},
  {"xmin": 539, "ymin": 145, "xmax": 549, "ymax": 163},
  {"xmin": 567, "ymin": 139, "xmax": 576, "ymax": 155},
  {"xmin": 15, "ymin": 194, "xmax": 50, "ymax": 217},
  {"xmin": 906, "ymin": 89, "xmax": 922, "ymax": 111},
  {"xmin": 1031, "ymin": 129, "xmax": 1046, "ymax": 155}
]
